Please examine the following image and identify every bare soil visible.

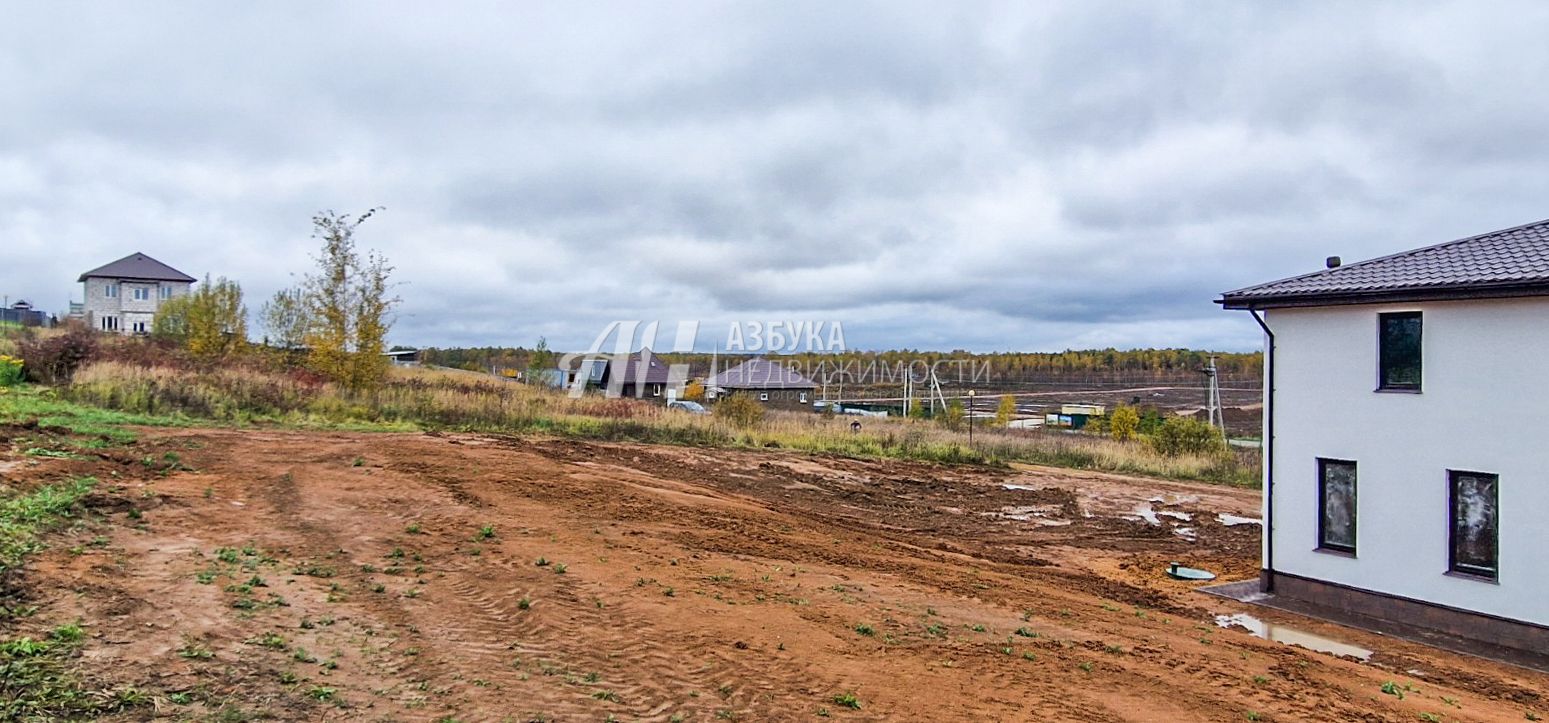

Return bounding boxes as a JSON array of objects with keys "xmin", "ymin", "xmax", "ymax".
[{"xmin": 3, "ymin": 426, "xmax": 1545, "ymax": 721}]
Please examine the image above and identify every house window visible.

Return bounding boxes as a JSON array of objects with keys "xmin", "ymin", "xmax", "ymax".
[
  {"xmin": 759, "ymin": 392, "xmax": 769, "ymax": 401},
  {"xmin": 799, "ymin": 392, "xmax": 808, "ymax": 403},
  {"xmin": 132, "ymin": 321, "xmax": 147, "ymax": 334},
  {"xmin": 101, "ymin": 315, "xmax": 119, "ymax": 331},
  {"xmin": 1378, "ymin": 312, "xmax": 1422, "ymax": 390},
  {"xmin": 105, "ymin": 283, "xmax": 118, "ymax": 298},
  {"xmin": 1317, "ymin": 458, "xmax": 1357, "ymax": 554},
  {"xmin": 160, "ymin": 285, "xmax": 172, "ymax": 300},
  {"xmin": 1448, "ymin": 471, "xmax": 1499, "ymax": 579},
  {"xmin": 652, "ymin": 384, "xmax": 662, "ymax": 397},
  {"xmin": 132, "ymin": 287, "xmax": 149, "ymax": 301}
]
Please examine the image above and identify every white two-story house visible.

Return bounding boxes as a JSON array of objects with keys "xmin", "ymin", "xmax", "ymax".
[
  {"xmin": 1219, "ymin": 218, "xmax": 1549, "ymax": 654},
  {"xmin": 78, "ymin": 253, "xmax": 196, "ymax": 334}
]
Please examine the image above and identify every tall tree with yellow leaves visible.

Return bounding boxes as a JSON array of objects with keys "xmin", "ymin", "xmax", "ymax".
[
  {"xmin": 299, "ymin": 208, "xmax": 398, "ymax": 391},
  {"xmin": 994, "ymin": 394, "xmax": 1017, "ymax": 427}
]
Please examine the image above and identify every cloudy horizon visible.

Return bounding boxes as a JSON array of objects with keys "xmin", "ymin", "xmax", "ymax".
[{"xmin": 5, "ymin": 2, "xmax": 1549, "ymax": 353}]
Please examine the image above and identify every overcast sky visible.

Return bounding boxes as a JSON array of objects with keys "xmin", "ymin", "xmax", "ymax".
[{"xmin": 4, "ymin": 2, "xmax": 1549, "ymax": 353}]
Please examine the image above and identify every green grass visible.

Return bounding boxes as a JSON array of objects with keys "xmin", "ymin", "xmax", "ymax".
[
  {"xmin": 0, "ymin": 631, "xmax": 141, "ymax": 719},
  {"xmin": 0, "ymin": 385, "xmax": 188, "ymax": 443},
  {"xmin": 0, "ymin": 476, "xmax": 98, "ymax": 576}
]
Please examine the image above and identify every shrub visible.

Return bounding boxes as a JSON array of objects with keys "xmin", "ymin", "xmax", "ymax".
[
  {"xmin": 0, "ymin": 354, "xmax": 22, "ymax": 386},
  {"xmin": 938, "ymin": 399, "xmax": 965, "ymax": 431},
  {"xmin": 18, "ymin": 326, "xmax": 98, "ymax": 384},
  {"xmin": 1109, "ymin": 405, "xmax": 1140, "ymax": 441},
  {"xmin": 713, "ymin": 393, "xmax": 764, "ymax": 429},
  {"xmin": 1148, "ymin": 417, "xmax": 1223, "ymax": 457}
]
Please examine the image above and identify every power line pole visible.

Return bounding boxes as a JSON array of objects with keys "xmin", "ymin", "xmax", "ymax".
[{"xmin": 1204, "ymin": 354, "xmax": 1225, "ymax": 437}]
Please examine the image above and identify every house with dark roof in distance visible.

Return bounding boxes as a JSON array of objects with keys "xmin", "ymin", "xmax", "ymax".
[
  {"xmin": 594, "ymin": 351, "xmax": 687, "ymax": 402},
  {"xmin": 1218, "ymin": 217, "xmax": 1549, "ymax": 659},
  {"xmin": 78, "ymin": 252, "xmax": 196, "ymax": 334},
  {"xmin": 706, "ymin": 358, "xmax": 816, "ymax": 409}
]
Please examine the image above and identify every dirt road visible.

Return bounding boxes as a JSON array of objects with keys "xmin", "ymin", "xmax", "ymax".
[{"xmin": 4, "ymin": 427, "xmax": 1545, "ymax": 721}]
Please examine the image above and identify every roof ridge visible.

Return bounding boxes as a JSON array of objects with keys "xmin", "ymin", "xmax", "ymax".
[{"xmin": 1220, "ymin": 216, "xmax": 1549, "ymax": 302}]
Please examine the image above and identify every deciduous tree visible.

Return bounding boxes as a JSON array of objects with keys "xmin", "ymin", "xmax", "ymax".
[
  {"xmin": 153, "ymin": 275, "xmax": 247, "ymax": 359},
  {"xmin": 994, "ymin": 394, "xmax": 1017, "ymax": 426},
  {"xmin": 1110, "ymin": 405, "xmax": 1140, "ymax": 441},
  {"xmin": 300, "ymin": 208, "xmax": 399, "ymax": 391},
  {"xmin": 260, "ymin": 287, "xmax": 308, "ymax": 350}
]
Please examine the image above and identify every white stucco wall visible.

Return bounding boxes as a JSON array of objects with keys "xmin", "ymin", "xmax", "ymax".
[{"xmin": 1265, "ymin": 297, "xmax": 1547, "ymax": 626}]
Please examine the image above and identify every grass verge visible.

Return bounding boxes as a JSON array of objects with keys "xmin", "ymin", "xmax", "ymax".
[
  {"xmin": 0, "ymin": 476, "xmax": 138, "ymax": 719},
  {"xmin": 34, "ymin": 362, "xmax": 1260, "ymax": 487}
]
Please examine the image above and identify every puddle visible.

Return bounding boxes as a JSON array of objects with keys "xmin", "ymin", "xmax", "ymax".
[
  {"xmin": 1217, "ymin": 514, "xmax": 1262, "ymax": 526},
  {"xmin": 1157, "ymin": 510, "xmax": 1192, "ymax": 522},
  {"xmin": 1132, "ymin": 502, "xmax": 1161, "ymax": 525},
  {"xmin": 1173, "ymin": 527, "xmax": 1196, "ymax": 541},
  {"xmin": 1002, "ymin": 484, "xmax": 1038, "ymax": 491},
  {"xmin": 1215, "ymin": 613, "xmax": 1373, "ymax": 661}
]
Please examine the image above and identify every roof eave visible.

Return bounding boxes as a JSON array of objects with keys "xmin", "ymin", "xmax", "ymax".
[
  {"xmin": 78, "ymin": 273, "xmax": 196, "ymax": 283},
  {"xmin": 1219, "ymin": 280, "xmax": 1549, "ymax": 310}
]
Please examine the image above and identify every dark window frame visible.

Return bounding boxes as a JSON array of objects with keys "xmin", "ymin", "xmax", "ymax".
[
  {"xmin": 1377, "ymin": 311, "xmax": 1423, "ymax": 391},
  {"xmin": 1316, "ymin": 458, "xmax": 1358, "ymax": 554},
  {"xmin": 1447, "ymin": 470, "xmax": 1499, "ymax": 580}
]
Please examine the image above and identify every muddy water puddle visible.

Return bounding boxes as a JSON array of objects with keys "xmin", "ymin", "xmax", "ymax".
[{"xmin": 1216, "ymin": 613, "xmax": 1373, "ymax": 661}]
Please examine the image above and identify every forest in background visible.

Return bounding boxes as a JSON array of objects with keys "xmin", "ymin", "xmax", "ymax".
[{"xmin": 420, "ymin": 346, "xmax": 1263, "ymax": 384}]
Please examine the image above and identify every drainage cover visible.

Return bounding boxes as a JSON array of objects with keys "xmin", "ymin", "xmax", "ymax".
[{"xmin": 1165, "ymin": 562, "xmax": 1217, "ymax": 581}]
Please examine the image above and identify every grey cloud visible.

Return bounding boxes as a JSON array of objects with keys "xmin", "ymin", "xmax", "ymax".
[{"xmin": 3, "ymin": 1, "xmax": 1549, "ymax": 354}]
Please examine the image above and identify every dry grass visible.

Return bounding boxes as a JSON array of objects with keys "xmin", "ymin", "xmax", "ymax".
[{"xmin": 63, "ymin": 361, "xmax": 1259, "ymax": 486}]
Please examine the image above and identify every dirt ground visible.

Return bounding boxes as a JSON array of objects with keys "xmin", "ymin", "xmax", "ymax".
[{"xmin": 2, "ymin": 425, "xmax": 1546, "ymax": 721}]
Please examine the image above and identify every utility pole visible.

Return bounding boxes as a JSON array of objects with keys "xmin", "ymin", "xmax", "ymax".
[
  {"xmin": 1203, "ymin": 355, "xmax": 1225, "ymax": 438},
  {"xmin": 967, "ymin": 389, "xmax": 976, "ymax": 446}
]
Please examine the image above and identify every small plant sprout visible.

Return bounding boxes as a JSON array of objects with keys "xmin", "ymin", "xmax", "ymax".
[
  {"xmin": 553, "ymin": 563, "xmax": 567, "ymax": 574},
  {"xmin": 853, "ymin": 623, "xmax": 875, "ymax": 637},
  {"xmin": 477, "ymin": 525, "xmax": 496, "ymax": 540},
  {"xmin": 535, "ymin": 557, "xmax": 550, "ymax": 567},
  {"xmin": 518, "ymin": 596, "xmax": 533, "ymax": 610},
  {"xmin": 406, "ymin": 522, "xmax": 422, "ymax": 534},
  {"xmin": 832, "ymin": 692, "xmax": 861, "ymax": 710}
]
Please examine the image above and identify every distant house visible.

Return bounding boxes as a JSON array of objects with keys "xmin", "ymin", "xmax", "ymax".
[
  {"xmin": 0, "ymin": 300, "xmax": 52, "ymax": 328},
  {"xmin": 78, "ymin": 253, "xmax": 195, "ymax": 335},
  {"xmin": 604, "ymin": 350, "xmax": 686, "ymax": 400},
  {"xmin": 384, "ymin": 349, "xmax": 420, "ymax": 367},
  {"xmin": 706, "ymin": 358, "xmax": 816, "ymax": 408},
  {"xmin": 1218, "ymin": 217, "xmax": 1549, "ymax": 655}
]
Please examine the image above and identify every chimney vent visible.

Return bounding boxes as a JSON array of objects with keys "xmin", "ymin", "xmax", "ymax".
[{"xmin": 1326, "ymin": 256, "xmax": 1342, "ymax": 269}]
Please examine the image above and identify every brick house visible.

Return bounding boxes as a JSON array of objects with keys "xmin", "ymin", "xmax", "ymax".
[{"xmin": 78, "ymin": 253, "xmax": 196, "ymax": 334}]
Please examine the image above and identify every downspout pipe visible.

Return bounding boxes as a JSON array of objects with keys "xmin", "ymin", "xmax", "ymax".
[{"xmin": 1248, "ymin": 308, "xmax": 1275, "ymax": 593}]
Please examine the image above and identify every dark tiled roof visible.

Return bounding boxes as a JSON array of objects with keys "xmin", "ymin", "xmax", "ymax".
[
  {"xmin": 708, "ymin": 358, "xmax": 816, "ymax": 390},
  {"xmin": 1219, "ymin": 218, "xmax": 1549, "ymax": 308},
  {"xmin": 78, "ymin": 252, "xmax": 196, "ymax": 283},
  {"xmin": 614, "ymin": 351, "xmax": 676, "ymax": 385}
]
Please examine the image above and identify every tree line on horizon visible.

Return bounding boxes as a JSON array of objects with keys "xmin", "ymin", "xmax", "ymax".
[{"xmin": 420, "ymin": 346, "xmax": 1262, "ymax": 381}]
